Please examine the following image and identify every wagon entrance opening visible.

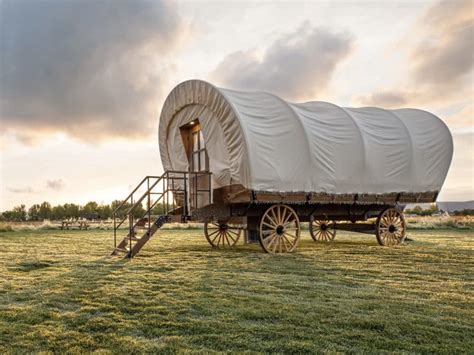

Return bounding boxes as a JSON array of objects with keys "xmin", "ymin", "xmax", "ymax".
[{"xmin": 180, "ymin": 119, "xmax": 211, "ymax": 210}]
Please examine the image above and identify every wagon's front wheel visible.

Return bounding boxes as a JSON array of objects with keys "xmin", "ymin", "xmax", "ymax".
[
  {"xmin": 204, "ymin": 222, "xmax": 241, "ymax": 248},
  {"xmin": 259, "ymin": 204, "xmax": 300, "ymax": 253},
  {"xmin": 310, "ymin": 218, "xmax": 336, "ymax": 242},
  {"xmin": 376, "ymin": 208, "xmax": 406, "ymax": 246}
]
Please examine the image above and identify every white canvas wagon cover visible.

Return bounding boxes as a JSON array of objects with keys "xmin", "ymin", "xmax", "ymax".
[{"xmin": 159, "ymin": 80, "xmax": 453, "ymax": 195}]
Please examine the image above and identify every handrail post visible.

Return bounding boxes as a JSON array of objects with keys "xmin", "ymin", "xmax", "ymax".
[
  {"xmin": 113, "ymin": 212, "xmax": 116, "ymax": 248},
  {"xmin": 128, "ymin": 212, "xmax": 133, "ymax": 257},
  {"xmin": 184, "ymin": 172, "xmax": 188, "ymax": 218},
  {"xmin": 147, "ymin": 177, "xmax": 150, "ymax": 236}
]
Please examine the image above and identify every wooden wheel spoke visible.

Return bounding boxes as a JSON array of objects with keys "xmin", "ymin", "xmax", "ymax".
[
  {"xmin": 282, "ymin": 234, "xmax": 294, "ymax": 250},
  {"xmin": 215, "ymin": 233, "xmax": 222, "ymax": 247},
  {"xmin": 282, "ymin": 212, "xmax": 293, "ymax": 225},
  {"xmin": 264, "ymin": 233, "xmax": 277, "ymax": 244},
  {"xmin": 226, "ymin": 229, "xmax": 240, "ymax": 237},
  {"xmin": 262, "ymin": 221, "xmax": 277, "ymax": 230},
  {"xmin": 322, "ymin": 231, "xmax": 329, "ymax": 241},
  {"xmin": 281, "ymin": 235, "xmax": 290, "ymax": 250},
  {"xmin": 208, "ymin": 228, "xmax": 220, "ymax": 236},
  {"xmin": 285, "ymin": 232, "xmax": 298, "ymax": 240},
  {"xmin": 225, "ymin": 232, "xmax": 232, "ymax": 247},
  {"xmin": 268, "ymin": 235, "xmax": 278, "ymax": 251},
  {"xmin": 210, "ymin": 233, "xmax": 219, "ymax": 245},
  {"xmin": 270, "ymin": 209, "xmax": 278, "ymax": 224},
  {"xmin": 226, "ymin": 232, "xmax": 236, "ymax": 243}
]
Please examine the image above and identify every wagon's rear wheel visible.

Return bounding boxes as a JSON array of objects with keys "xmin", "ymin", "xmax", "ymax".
[
  {"xmin": 204, "ymin": 222, "xmax": 241, "ymax": 248},
  {"xmin": 376, "ymin": 208, "xmax": 406, "ymax": 246},
  {"xmin": 259, "ymin": 204, "xmax": 300, "ymax": 253},
  {"xmin": 310, "ymin": 218, "xmax": 336, "ymax": 242}
]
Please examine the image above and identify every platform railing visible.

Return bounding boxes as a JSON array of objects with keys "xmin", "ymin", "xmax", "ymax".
[{"xmin": 112, "ymin": 171, "xmax": 212, "ymax": 249}]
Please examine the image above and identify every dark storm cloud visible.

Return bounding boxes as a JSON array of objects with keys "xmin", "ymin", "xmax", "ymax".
[
  {"xmin": 211, "ymin": 22, "xmax": 353, "ymax": 100},
  {"xmin": 357, "ymin": 0, "xmax": 473, "ymax": 108},
  {"xmin": 0, "ymin": 0, "xmax": 184, "ymax": 142}
]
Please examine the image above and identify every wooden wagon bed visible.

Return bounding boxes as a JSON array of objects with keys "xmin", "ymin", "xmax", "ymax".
[{"xmin": 213, "ymin": 184, "xmax": 438, "ymax": 205}]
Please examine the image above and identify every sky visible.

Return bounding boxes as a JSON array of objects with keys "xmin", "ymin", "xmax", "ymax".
[{"xmin": 0, "ymin": 0, "xmax": 473, "ymax": 210}]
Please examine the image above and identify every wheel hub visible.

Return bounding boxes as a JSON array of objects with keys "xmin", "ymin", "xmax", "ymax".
[
  {"xmin": 219, "ymin": 224, "xmax": 228, "ymax": 231},
  {"xmin": 276, "ymin": 225, "xmax": 284, "ymax": 235},
  {"xmin": 388, "ymin": 225, "xmax": 397, "ymax": 233},
  {"xmin": 321, "ymin": 224, "xmax": 328, "ymax": 231}
]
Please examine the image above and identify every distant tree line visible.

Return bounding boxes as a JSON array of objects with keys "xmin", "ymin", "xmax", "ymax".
[
  {"xmin": 451, "ymin": 209, "xmax": 474, "ymax": 216},
  {"xmin": 405, "ymin": 205, "xmax": 474, "ymax": 216},
  {"xmin": 404, "ymin": 205, "xmax": 439, "ymax": 216},
  {"xmin": 0, "ymin": 201, "xmax": 167, "ymax": 222}
]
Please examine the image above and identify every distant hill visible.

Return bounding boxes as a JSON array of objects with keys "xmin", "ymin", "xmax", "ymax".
[
  {"xmin": 405, "ymin": 201, "xmax": 474, "ymax": 212},
  {"xmin": 437, "ymin": 201, "xmax": 474, "ymax": 212}
]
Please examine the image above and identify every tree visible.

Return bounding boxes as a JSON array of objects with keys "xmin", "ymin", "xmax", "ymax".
[
  {"xmin": 97, "ymin": 204, "xmax": 111, "ymax": 220},
  {"xmin": 83, "ymin": 201, "xmax": 99, "ymax": 214},
  {"xmin": 111, "ymin": 200, "xmax": 131, "ymax": 219},
  {"xmin": 151, "ymin": 203, "xmax": 166, "ymax": 215},
  {"xmin": 51, "ymin": 205, "xmax": 66, "ymax": 220},
  {"xmin": 63, "ymin": 203, "xmax": 80, "ymax": 219},
  {"xmin": 39, "ymin": 201, "xmax": 52, "ymax": 220},
  {"xmin": 8, "ymin": 205, "xmax": 27, "ymax": 221},
  {"xmin": 28, "ymin": 204, "xmax": 41, "ymax": 221}
]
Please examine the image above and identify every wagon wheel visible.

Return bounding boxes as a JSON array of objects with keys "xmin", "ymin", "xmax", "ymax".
[
  {"xmin": 259, "ymin": 204, "xmax": 300, "ymax": 253},
  {"xmin": 204, "ymin": 222, "xmax": 241, "ymax": 248},
  {"xmin": 310, "ymin": 218, "xmax": 336, "ymax": 242},
  {"xmin": 376, "ymin": 208, "xmax": 406, "ymax": 246}
]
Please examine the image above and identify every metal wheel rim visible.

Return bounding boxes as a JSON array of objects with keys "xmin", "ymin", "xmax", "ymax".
[
  {"xmin": 376, "ymin": 208, "xmax": 406, "ymax": 246},
  {"xmin": 310, "ymin": 218, "xmax": 336, "ymax": 242},
  {"xmin": 259, "ymin": 204, "xmax": 300, "ymax": 253},
  {"xmin": 204, "ymin": 222, "xmax": 241, "ymax": 248}
]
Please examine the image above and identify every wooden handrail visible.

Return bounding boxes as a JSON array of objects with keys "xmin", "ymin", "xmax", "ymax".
[
  {"xmin": 112, "ymin": 170, "xmax": 209, "ymax": 215},
  {"xmin": 112, "ymin": 175, "xmax": 162, "ymax": 214},
  {"xmin": 125, "ymin": 177, "xmax": 163, "ymax": 215}
]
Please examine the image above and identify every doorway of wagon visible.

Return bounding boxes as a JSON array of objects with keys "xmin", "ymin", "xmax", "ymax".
[{"xmin": 179, "ymin": 119, "xmax": 211, "ymax": 210}]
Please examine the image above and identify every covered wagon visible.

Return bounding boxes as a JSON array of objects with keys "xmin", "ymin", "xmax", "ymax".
[{"xmin": 112, "ymin": 80, "xmax": 453, "ymax": 257}]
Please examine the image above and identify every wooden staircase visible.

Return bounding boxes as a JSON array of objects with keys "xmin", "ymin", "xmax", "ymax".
[
  {"xmin": 111, "ymin": 171, "xmax": 211, "ymax": 258},
  {"xmin": 112, "ymin": 215, "xmax": 170, "ymax": 258}
]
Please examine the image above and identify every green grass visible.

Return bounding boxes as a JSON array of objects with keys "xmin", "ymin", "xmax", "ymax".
[{"xmin": 0, "ymin": 228, "xmax": 473, "ymax": 353}]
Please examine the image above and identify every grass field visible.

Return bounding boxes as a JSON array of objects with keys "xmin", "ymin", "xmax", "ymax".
[{"xmin": 1, "ymin": 228, "xmax": 473, "ymax": 353}]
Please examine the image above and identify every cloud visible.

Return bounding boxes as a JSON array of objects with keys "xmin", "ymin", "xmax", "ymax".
[
  {"xmin": 356, "ymin": 92, "xmax": 410, "ymax": 108},
  {"xmin": 7, "ymin": 187, "xmax": 34, "ymax": 194},
  {"xmin": 0, "ymin": 0, "xmax": 187, "ymax": 144},
  {"xmin": 210, "ymin": 22, "xmax": 353, "ymax": 100},
  {"xmin": 445, "ymin": 104, "xmax": 474, "ymax": 131},
  {"xmin": 356, "ymin": 0, "xmax": 473, "ymax": 108},
  {"xmin": 46, "ymin": 179, "xmax": 65, "ymax": 191},
  {"xmin": 411, "ymin": 1, "xmax": 473, "ymax": 90}
]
